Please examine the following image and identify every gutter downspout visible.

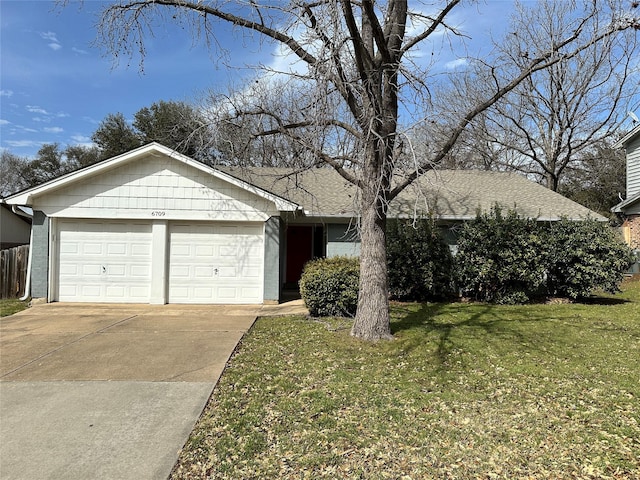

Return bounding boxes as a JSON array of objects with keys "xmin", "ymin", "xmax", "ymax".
[{"xmin": 12, "ymin": 205, "xmax": 33, "ymax": 301}]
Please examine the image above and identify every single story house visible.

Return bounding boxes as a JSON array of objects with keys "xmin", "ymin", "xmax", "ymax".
[
  {"xmin": 612, "ymin": 123, "xmax": 640, "ymax": 248},
  {"xmin": 3, "ymin": 142, "xmax": 603, "ymax": 305},
  {"xmin": 0, "ymin": 203, "xmax": 32, "ymax": 250}
]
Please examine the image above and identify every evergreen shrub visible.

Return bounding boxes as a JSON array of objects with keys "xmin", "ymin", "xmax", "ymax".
[
  {"xmin": 544, "ymin": 218, "xmax": 633, "ymax": 299},
  {"xmin": 455, "ymin": 206, "xmax": 546, "ymax": 304},
  {"xmin": 387, "ymin": 218, "xmax": 455, "ymax": 301},
  {"xmin": 299, "ymin": 256, "xmax": 359, "ymax": 317}
]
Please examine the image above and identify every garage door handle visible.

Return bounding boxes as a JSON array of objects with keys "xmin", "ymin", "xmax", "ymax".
[{"xmin": 214, "ymin": 268, "xmax": 219, "ymax": 276}]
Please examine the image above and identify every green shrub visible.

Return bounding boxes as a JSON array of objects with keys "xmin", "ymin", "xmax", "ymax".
[
  {"xmin": 299, "ymin": 256, "xmax": 359, "ymax": 317},
  {"xmin": 544, "ymin": 218, "xmax": 634, "ymax": 299},
  {"xmin": 387, "ymin": 218, "xmax": 455, "ymax": 301},
  {"xmin": 455, "ymin": 206, "xmax": 546, "ymax": 304}
]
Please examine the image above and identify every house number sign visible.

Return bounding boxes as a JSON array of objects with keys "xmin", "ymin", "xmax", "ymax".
[{"xmin": 151, "ymin": 211, "xmax": 166, "ymax": 217}]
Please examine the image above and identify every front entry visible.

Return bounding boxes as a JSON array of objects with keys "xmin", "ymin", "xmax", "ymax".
[{"xmin": 285, "ymin": 225, "xmax": 324, "ymax": 286}]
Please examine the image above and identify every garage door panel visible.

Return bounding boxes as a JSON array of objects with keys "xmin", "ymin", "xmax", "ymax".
[
  {"xmin": 108, "ymin": 243, "xmax": 127, "ymax": 255},
  {"xmin": 169, "ymin": 222, "xmax": 263, "ymax": 304},
  {"xmin": 57, "ymin": 221, "xmax": 152, "ymax": 303}
]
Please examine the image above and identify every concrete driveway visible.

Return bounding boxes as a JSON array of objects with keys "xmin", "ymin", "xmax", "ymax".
[{"xmin": 0, "ymin": 302, "xmax": 267, "ymax": 480}]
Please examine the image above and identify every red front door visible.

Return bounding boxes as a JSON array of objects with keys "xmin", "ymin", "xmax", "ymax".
[{"xmin": 286, "ymin": 226, "xmax": 313, "ymax": 284}]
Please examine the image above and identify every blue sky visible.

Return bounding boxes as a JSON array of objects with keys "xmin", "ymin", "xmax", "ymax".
[
  {"xmin": 1, "ymin": 0, "xmax": 261, "ymax": 157},
  {"xmin": 5, "ymin": 0, "xmax": 623, "ymax": 160}
]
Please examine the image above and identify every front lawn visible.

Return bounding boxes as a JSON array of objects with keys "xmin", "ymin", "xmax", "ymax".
[
  {"xmin": 172, "ymin": 280, "xmax": 640, "ymax": 479},
  {"xmin": 0, "ymin": 298, "xmax": 29, "ymax": 317}
]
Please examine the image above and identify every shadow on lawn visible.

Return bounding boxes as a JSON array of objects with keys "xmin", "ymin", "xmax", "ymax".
[
  {"xmin": 390, "ymin": 302, "xmax": 564, "ymax": 367},
  {"xmin": 578, "ymin": 296, "xmax": 630, "ymax": 306}
]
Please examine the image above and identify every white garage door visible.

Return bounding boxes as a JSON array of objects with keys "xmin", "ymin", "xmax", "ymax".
[
  {"xmin": 169, "ymin": 222, "xmax": 264, "ymax": 304},
  {"xmin": 57, "ymin": 220, "xmax": 152, "ymax": 302}
]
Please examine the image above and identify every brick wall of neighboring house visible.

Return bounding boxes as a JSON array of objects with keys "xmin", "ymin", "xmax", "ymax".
[{"xmin": 623, "ymin": 215, "xmax": 640, "ymax": 249}]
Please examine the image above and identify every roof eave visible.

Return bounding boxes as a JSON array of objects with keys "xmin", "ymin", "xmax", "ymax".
[
  {"xmin": 614, "ymin": 124, "xmax": 640, "ymax": 148},
  {"xmin": 612, "ymin": 192, "xmax": 640, "ymax": 213}
]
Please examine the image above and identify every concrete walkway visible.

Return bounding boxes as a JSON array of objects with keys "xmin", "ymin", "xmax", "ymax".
[{"xmin": 0, "ymin": 301, "xmax": 307, "ymax": 480}]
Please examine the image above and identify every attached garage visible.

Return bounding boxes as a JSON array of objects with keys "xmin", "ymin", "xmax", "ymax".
[
  {"xmin": 57, "ymin": 220, "xmax": 152, "ymax": 302},
  {"xmin": 6, "ymin": 144, "xmax": 298, "ymax": 305},
  {"xmin": 56, "ymin": 220, "xmax": 264, "ymax": 304},
  {"xmin": 168, "ymin": 222, "xmax": 264, "ymax": 304}
]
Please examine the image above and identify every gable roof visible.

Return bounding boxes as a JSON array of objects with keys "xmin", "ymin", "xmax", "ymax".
[
  {"xmin": 3, "ymin": 143, "xmax": 300, "ymax": 212},
  {"xmin": 614, "ymin": 124, "xmax": 640, "ymax": 149},
  {"xmin": 220, "ymin": 167, "xmax": 605, "ymax": 221},
  {"xmin": 2, "ymin": 142, "xmax": 603, "ymax": 221}
]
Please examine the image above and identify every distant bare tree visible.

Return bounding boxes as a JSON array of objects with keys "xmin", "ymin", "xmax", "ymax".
[
  {"xmin": 64, "ymin": 0, "xmax": 639, "ymax": 340},
  {"xmin": 205, "ymin": 80, "xmax": 322, "ymax": 168},
  {"xmin": 0, "ymin": 151, "xmax": 29, "ymax": 197},
  {"xmin": 1, "ymin": 144, "xmax": 101, "ymax": 196},
  {"xmin": 463, "ymin": 0, "xmax": 639, "ymax": 191},
  {"xmin": 560, "ymin": 141, "xmax": 627, "ymax": 219}
]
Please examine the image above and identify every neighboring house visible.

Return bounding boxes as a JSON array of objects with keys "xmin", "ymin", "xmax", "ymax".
[
  {"xmin": 0, "ymin": 203, "xmax": 32, "ymax": 250},
  {"xmin": 3, "ymin": 143, "xmax": 603, "ymax": 305},
  {"xmin": 612, "ymin": 123, "xmax": 640, "ymax": 248}
]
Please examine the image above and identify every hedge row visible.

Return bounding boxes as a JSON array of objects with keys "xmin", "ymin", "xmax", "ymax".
[
  {"xmin": 300, "ymin": 208, "xmax": 633, "ymax": 315},
  {"xmin": 457, "ymin": 206, "xmax": 634, "ymax": 303}
]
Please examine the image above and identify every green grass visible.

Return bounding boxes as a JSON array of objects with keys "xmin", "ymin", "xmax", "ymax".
[
  {"xmin": 0, "ymin": 298, "xmax": 29, "ymax": 317},
  {"xmin": 171, "ymin": 280, "xmax": 640, "ymax": 479}
]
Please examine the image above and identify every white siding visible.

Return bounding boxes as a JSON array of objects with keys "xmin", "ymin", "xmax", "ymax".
[
  {"xmin": 627, "ymin": 135, "xmax": 640, "ymax": 199},
  {"xmin": 32, "ymin": 153, "xmax": 278, "ymax": 221}
]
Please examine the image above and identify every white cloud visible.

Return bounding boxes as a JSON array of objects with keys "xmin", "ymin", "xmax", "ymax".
[
  {"xmin": 40, "ymin": 31, "xmax": 59, "ymax": 42},
  {"xmin": 5, "ymin": 140, "xmax": 41, "ymax": 148},
  {"xmin": 445, "ymin": 58, "xmax": 468, "ymax": 70},
  {"xmin": 44, "ymin": 127, "xmax": 64, "ymax": 133},
  {"xmin": 40, "ymin": 31, "xmax": 62, "ymax": 51},
  {"xmin": 0, "ymin": 119, "xmax": 10, "ymax": 125},
  {"xmin": 70, "ymin": 135, "xmax": 95, "ymax": 149},
  {"xmin": 9, "ymin": 125, "xmax": 39, "ymax": 134},
  {"xmin": 71, "ymin": 135, "xmax": 91, "ymax": 143},
  {"xmin": 72, "ymin": 47, "xmax": 89, "ymax": 55},
  {"xmin": 26, "ymin": 105, "xmax": 49, "ymax": 115},
  {"xmin": 0, "ymin": 90, "xmax": 13, "ymax": 97}
]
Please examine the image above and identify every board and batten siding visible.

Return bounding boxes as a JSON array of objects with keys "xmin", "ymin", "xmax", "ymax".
[
  {"xmin": 31, "ymin": 154, "xmax": 279, "ymax": 222},
  {"xmin": 627, "ymin": 135, "xmax": 640, "ymax": 199}
]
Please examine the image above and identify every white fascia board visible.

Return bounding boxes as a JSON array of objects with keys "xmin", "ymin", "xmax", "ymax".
[
  {"xmin": 614, "ymin": 124, "xmax": 640, "ymax": 149},
  {"xmin": 612, "ymin": 191, "xmax": 640, "ymax": 213}
]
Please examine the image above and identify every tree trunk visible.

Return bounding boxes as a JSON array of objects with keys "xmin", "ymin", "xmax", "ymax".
[{"xmin": 351, "ymin": 187, "xmax": 393, "ymax": 341}]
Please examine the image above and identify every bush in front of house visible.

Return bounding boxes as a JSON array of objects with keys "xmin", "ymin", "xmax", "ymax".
[
  {"xmin": 299, "ymin": 256, "xmax": 359, "ymax": 317},
  {"xmin": 387, "ymin": 218, "xmax": 455, "ymax": 301},
  {"xmin": 544, "ymin": 218, "xmax": 634, "ymax": 299},
  {"xmin": 455, "ymin": 206, "xmax": 547, "ymax": 304}
]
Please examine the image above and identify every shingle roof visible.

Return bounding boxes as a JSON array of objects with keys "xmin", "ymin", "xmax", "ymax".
[{"xmin": 218, "ymin": 167, "xmax": 605, "ymax": 221}]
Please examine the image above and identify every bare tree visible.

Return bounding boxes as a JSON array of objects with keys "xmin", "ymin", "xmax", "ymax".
[
  {"xmin": 204, "ymin": 79, "xmax": 323, "ymax": 168},
  {"xmin": 63, "ymin": 0, "xmax": 639, "ymax": 340},
  {"xmin": 0, "ymin": 151, "xmax": 29, "ymax": 197},
  {"xmin": 464, "ymin": 0, "xmax": 639, "ymax": 191}
]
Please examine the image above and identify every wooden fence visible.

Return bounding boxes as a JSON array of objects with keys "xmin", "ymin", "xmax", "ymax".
[{"xmin": 0, "ymin": 245, "xmax": 29, "ymax": 299}]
